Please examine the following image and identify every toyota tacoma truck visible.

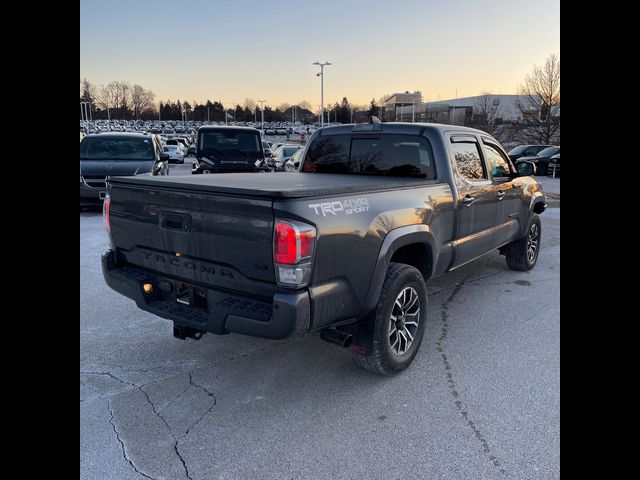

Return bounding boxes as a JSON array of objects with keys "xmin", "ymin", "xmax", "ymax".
[{"xmin": 102, "ymin": 122, "xmax": 546, "ymax": 375}]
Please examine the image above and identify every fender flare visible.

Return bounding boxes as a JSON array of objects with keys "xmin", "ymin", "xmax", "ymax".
[
  {"xmin": 529, "ymin": 191, "xmax": 547, "ymax": 213},
  {"xmin": 361, "ymin": 225, "xmax": 436, "ymax": 313}
]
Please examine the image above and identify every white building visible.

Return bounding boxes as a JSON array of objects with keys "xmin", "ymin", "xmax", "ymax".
[{"xmin": 395, "ymin": 94, "xmax": 543, "ymax": 124}]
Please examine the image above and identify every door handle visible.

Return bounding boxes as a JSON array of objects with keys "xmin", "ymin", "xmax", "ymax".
[
  {"xmin": 495, "ymin": 191, "xmax": 506, "ymax": 200},
  {"xmin": 462, "ymin": 195, "xmax": 476, "ymax": 206}
]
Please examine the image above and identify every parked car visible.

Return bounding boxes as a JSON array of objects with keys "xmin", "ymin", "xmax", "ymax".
[
  {"xmin": 192, "ymin": 126, "xmax": 269, "ymax": 174},
  {"xmin": 284, "ymin": 148, "xmax": 304, "ymax": 172},
  {"xmin": 165, "ymin": 139, "xmax": 188, "ymax": 153},
  {"xmin": 163, "ymin": 145, "xmax": 185, "ymax": 164},
  {"xmin": 270, "ymin": 142, "xmax": 284, "ymax": 153},
  {"xmin": 102, "ymin": 122, "xmax": 545, "ymax": 375},
  {"xmin": 548, "ymin": 153, "xmax": 560, "ymax": 176},
  {"xmin": 507, "ymin": 144, "xmax": 553, "ymax": 162},
  {"xmin": 264, "ymin": 128, "xmax": 276, "ymax": 135},
  {"xmin": 515, "ymin": 146, "xmax": 560, "ymax": 176},
  {"xmin": 80, "ymin": 132, "xmax": 169, "ymax": 208},
  {"xmin": 262, "ymin": 140, "xmax": 273, "ymax": 157},
  {"xmin": 271, "ymin": 144, "xmax": 303, "ymax": 171}
]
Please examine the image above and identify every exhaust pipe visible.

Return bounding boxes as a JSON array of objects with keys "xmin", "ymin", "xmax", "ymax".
[
  {"xmin": 320, "ymin": 328, "xmax": 353, "ymax": 348},
  {"xmin": 173, "ymin": 325, "xmax": 205, "ymax": 340}
]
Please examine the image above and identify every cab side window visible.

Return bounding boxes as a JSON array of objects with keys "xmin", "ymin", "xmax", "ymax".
[
  {"xmin": 482, "ymin": 142, "xmax": 512, "ymax": 178},
  {"xmin": 451, "ymin": 141, "xmax": 486, "ymax": 180}
]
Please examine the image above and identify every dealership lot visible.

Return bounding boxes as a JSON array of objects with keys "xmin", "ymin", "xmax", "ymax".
[{"xmin": 80, "ymin": 171, "xmax": 559, "ymax": 479}]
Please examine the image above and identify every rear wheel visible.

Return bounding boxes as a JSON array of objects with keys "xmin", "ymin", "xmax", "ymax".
[
  {"xmin": 504, "ymin": 214, "xmax": 541, "ymax": 271},
  {"xmin": 353, "ymin": 263, "xmax": 427, "ymax": 375}
]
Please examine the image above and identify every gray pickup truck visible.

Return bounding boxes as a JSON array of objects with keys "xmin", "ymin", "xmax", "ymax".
[{"xmin": 102, "ymin": 122, "xmax": 545, "ymax": 375}]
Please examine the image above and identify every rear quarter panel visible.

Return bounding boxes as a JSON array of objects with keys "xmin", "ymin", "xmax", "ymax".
[{"xmin": 274, "ymin": 183, "xmax": 454, "ymax": 329}]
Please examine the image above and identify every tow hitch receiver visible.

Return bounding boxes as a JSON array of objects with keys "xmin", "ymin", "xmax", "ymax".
[{"xmin": 173, "ymin": 324, "xmax": 205, "ymax": 340}]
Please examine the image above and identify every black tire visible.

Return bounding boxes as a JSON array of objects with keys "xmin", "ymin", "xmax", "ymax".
[
  {"xmin": 352, "ymin": 263, "xmax": 428, "ymax": 376},
  {"xmin": 504, "ymin": 214, "xmax": 541, "ymax": 271}
]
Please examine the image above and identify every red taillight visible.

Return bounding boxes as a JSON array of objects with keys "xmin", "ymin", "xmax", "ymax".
[
  {"xmin": 103, "ymin": 195, "xmax": 111, "ymax": 232},
  {"xmin": 274, "ymin": 220, "xmax": 316, "ymax": 265},
  {"xmin": 275, "ymin": 222, "xmax": 297, "ymax": 264},
  {"xmin": 300, "ymin": 231, "xmax": 313, "ymax": 258}
]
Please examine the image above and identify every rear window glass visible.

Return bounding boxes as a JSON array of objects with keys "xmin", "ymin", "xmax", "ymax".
[
  {"xmin": 508, "ymin": 145, "xmax": 527, "ymax": 155},
  {"xmin": 199, "ymin": 130, "xmax": 260, "ymax": 153},
  {"xmin": 80, "ymin": 136, "xmax": 155, "ymax": 161},
  {"xmin": 302, "ymin": 134, "xmax": 435, "ymax": 179},
  {"xmin": 283, "ymin": 147, "xmax": 299, "ymax": 156},
  {"xmin": 537, "ymin": 147, "xmax": 559, "ymax": 157}
]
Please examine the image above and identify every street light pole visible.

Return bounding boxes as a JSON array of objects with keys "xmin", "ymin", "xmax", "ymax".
[
  {"xmin": 258, "ymin": 99, "xmax": 266, "ymax": 131},
  {"xmin": 312, "ymin": 61, "xmax": 331, "ymax": 127}
]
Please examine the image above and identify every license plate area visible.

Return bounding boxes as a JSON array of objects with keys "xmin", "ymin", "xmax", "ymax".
[{"xmin": 175, "ymin": 281, "xmax": 208, "ymax": 310}]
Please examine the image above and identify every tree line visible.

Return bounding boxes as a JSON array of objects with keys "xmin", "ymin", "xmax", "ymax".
[{"xmin": 80, "ymin": 53, "xmax": 558, "ymax": 143}]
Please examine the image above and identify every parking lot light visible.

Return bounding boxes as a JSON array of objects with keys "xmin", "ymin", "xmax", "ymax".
[{"xmin": 313, "ymin": 61, "xmax": 331, "ymax": 127}]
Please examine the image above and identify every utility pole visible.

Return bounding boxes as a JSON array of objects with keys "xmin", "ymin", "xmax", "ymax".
[
  {"xmin": 207, "ymin": 106, "xmax": 210, "ymax": 123},
  {"xmin": 312, "ymin": 61, "xmax": 331, "ymax": 127},
  {"xmin": 412, "ymin": 97, "xmax": 415, "ymax": 122},
  {"xmin": 258, "ymin": 99, "xmax": 266, "ymax": 131}
]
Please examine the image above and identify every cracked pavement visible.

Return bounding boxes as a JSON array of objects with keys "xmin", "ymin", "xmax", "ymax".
[{"xmin": 81, "ymin": 205, "xmax": 559, "ymax": 480}]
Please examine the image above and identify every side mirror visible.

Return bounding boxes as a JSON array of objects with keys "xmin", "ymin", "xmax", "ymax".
[
  {"xmin": 160, "ymin": 153, "xmax": 170, "ymax": 162},
  {"xmin": 516, "ymin": 161, "xmax": 535, "ymax": 176}
]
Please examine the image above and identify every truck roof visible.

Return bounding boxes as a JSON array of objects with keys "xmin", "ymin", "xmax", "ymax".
[{"xmin": 316, "ymin": 122, "xmax": 488, "ymax": 137}]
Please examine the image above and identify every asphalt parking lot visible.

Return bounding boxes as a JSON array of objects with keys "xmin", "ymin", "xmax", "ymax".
[{"xmin": 80, "ymin": 172, "xmax": 560, "ymax": 480}]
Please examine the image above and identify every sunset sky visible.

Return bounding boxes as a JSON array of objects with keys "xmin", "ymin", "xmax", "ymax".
[{"xmin": 80, "ymin": 0, "xmax": 559, "ymax": 110}]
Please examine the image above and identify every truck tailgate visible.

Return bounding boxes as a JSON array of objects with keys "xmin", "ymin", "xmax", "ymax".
[{"xmin": 107, "ymin": 179, "xmax": 276, "ymax": 297}]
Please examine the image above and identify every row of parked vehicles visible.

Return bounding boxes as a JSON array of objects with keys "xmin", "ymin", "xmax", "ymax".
[
  {"xmin": 80, "ymin": 120, "xmax": 323, "ymax": 137},
  {"xmin": 508, "ymin": 144, "xmax": 561, "ymax": 177},
  {"xmin": 81, "ymin": 125, "xmax": 558, "ymax": 209}
]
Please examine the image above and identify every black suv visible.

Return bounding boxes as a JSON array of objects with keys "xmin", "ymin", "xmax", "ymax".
[
  {"xmin": 507, "ymin": 144, "xmax": 553, "ymax": 162},
  {"xmin": 192, "ymin": 126, "xmax": 268, "ymax": 174},
  {"xmin": 515, "ymin": 146, "xmax": 560, "ymax": 176},
  {"xmin": 80, "ymin": 132, "xmax": 169, "ymax": 208}
]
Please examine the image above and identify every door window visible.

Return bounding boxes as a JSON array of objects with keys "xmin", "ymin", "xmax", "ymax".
[
  {"xmin": 482, "ymin": 143, "xmax": 512, "ymax": 178},
  {"xmin": 451, "ymin": 142, "xmax": 486, "ymax": 180}
]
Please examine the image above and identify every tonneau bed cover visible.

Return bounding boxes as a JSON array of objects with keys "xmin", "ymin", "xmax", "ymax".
[{"xmin": 108, "ymin": 172, "xmax": 439, "ymax": 199}]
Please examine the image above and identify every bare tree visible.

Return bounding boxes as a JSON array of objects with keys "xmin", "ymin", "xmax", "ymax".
[
  {"xmin": 517, "ymin": 54, "xmax": 560, "ymax": 144},
  {"xmin": 116, "ymin": 81, "xmax": 132, "ymax": 117},
  {"xmin": 80, "ymin": 78, "xmax": 95, "ymax": 102},
  {"xmin": 96, "ymin": 82, "xmax": 118, "ymax": 119},
  {"xmin": 297, "ymin": 100, "xmax": 312, "ymax": 111},
  {"xmin": 472, "ymin": 91, "xmax": 502, "ymax": 137},
  {"xmin": 130, "ymin": 84, "xmax": 155, "ymax": 120},
  {"xmin": 243, "ymin": 98, "xmax": 256, "ymax": 111}
]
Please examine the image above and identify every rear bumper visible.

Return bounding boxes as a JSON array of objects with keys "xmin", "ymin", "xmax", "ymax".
[{"xmin": 102, "ymin": 249, "xmax": 310, "ymax": 339}]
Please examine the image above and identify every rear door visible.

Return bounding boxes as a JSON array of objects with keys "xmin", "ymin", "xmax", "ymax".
[
  {"xmin": 448, "ymin": 134, "xmax": 499, "ymax": 267},
  {"xmin": 481, "ymin": 138, "xmax": 522, "ymax": 247}
]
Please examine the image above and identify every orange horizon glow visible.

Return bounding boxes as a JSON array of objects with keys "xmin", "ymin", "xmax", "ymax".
[{"xmin": 81, "ymin": 0, "xmax": 559, "ymax": 110}]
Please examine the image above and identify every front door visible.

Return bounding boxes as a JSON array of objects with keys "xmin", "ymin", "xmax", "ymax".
[{"xmin": 481, "ymin": 138, "xmax": 523, "ymax": 247}]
